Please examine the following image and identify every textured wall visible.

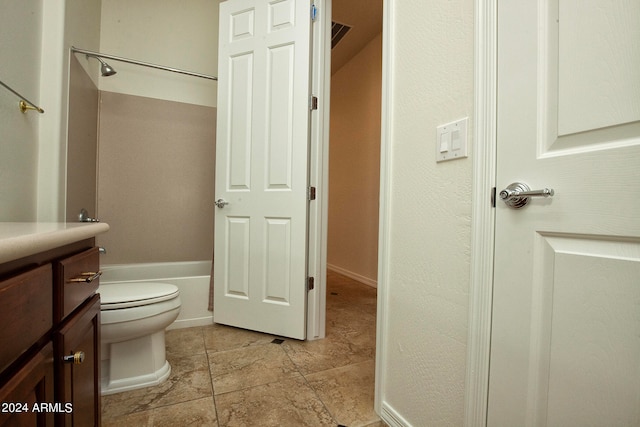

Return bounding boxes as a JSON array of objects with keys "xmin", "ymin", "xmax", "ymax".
[
  {"xmin": 96, "ymin": 91, "xmax": 215, "ymax": 264},
  {"xmin": 381, "ymin": 0, "xmax": 474, "ymax": 424},
  {"xmin": 38, "ymin": 0, "xmax": 103, "ymax": 221},
  {"xmin": 0, "ymin": 0, "xmax": 42, "ymax": 221},
  {"xmin": 99, "ymin": 0, "xmax": 220, "ymax": 107},
  {"xmin": 328, "ymin": 33, "xmax": 382, "ymax": 285}
]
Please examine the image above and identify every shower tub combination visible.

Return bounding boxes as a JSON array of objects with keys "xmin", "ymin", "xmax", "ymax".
[{"xmin": 99, "ymin": 260, "xmax": 213, "ymax": 330}]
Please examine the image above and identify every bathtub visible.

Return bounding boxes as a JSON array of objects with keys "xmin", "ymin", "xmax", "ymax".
[{"xmin": 99, "ymin": 261, "xmax": 213, "ymax": 330}]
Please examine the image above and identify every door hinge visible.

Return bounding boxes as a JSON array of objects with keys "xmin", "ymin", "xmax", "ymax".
[
  {"xmin": 307, "ymin": 277, "xmax": 315, "ymax": 291},
  {"xmin": 310, "ymin": 95, "xmax": 318, "ymax": 110},
  {"xmin": 311, "ymin": 4, "xmax": 318, "ymax": 22},
  {"xmin": 308, "ymin": 186, "xmax": 316, "ymax": 201},
  {"xmin": 491, "ymin": 186, "xmax": 497, "ymax": 208}
]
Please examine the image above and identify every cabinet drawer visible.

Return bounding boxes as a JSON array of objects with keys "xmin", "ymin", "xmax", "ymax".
[
  {"xmin": 55, "ymin": 248, "xmax": 100, "ymax": 322},
  {"xmin": 0, "ymin": 265, "xmax": 52, "ymax": 374}
]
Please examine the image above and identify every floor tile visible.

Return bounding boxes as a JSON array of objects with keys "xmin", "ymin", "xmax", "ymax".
[
  {"xmin": 215, "ymin": 376, "xmax": 335, "ymax": 426},
  {"xmin": 208, "ymin": 343, "xmax": 300, "ymax": 395},
  {"xmin": 102, "ymin": 397, "xmax": 218, "ymax": 427},
  {"xmin": 326, "ymin": 304, "xmax": 377, "ymax": 348},
  {"xmin": 282, "ymin": 333, "xmax": 374, "ymax": 376},
  {"xmin": 166, "ymin": 326, "xmax": 206, "ymax": 358},
  {"xmin": 306, "ymin": 360, "xmax": 379, "ymax": 427},
  {"xmin": 327, "ymin": 271, "xmax": 377, "ymax": 309},
  {"xmin": 203, "ymin": 323, "xmax": 276, "ymax": 353},
  {"xmin": 101, "ymin": 353, "xmax": 213, "ymax": 419},
  {"xmin": 146, "ymin": 397, "xmax": 218, "ymax": 427},
  {"xmin": 102, "ymin": 410, "xmax": 150, "ymax": 427},
  {"xmin": 101, "ymin": 271, "xmax": 379, "ymax": 426}
]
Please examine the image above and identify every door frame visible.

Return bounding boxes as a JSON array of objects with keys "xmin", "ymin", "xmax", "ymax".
[
  {"xmin": 464, "ymin": 1, "xmax": 498, "ymax": 426},
  {"xmin": 374, "ymin": 0, "xmax": 394, "ymax": 419},
  {"xmin": 307, "ymin": 0, "xmax": 332, "ymax": 340}
]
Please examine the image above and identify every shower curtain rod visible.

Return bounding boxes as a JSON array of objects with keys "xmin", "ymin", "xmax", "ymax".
[{"xmin": 71, "ymin": 46, "xmax": 218, "ymax": 81}]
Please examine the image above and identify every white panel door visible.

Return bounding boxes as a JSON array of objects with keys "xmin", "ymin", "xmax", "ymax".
[
  {"xmin": 214, "ymin": 0, "xmax": 312, "ymax": 340},
  {"xmin": 489, "ymin": 1, "xmax": 640, "ymax": 425}
]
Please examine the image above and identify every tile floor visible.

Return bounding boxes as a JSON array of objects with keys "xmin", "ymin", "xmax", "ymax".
[{"xmin": 102, "ymin": 270, "xmax": 385, "ymax": 427}]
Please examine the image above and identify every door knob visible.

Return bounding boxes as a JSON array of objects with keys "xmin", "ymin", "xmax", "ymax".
[
  {"xmin": 214, "ymin": 198, "xmax": 229, "ymax": 208},
  {"xmin": 499, "ymin": 182, "xmax": 554, "ymax": 209}
]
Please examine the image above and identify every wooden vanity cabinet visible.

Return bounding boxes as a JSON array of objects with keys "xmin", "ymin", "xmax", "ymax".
[
  {"xmin": 0, "ymin": 344, "xmax": 55, "ymax": 427},
  {"xmin": 0, "ymin": 239, "xmax": 101, "ymax": 427},
  {"xmin": 53, "ymin": 295, "xmax": 100, "ymax": 427}
]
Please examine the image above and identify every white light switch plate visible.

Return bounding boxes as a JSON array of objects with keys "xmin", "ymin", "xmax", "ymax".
[{"xmin": 436, "ymin": 117, "xmax": 468, "ymax": 162}]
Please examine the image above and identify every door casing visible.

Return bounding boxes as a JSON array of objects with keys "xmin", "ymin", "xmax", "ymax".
[
  {"xmin": 463, "ymin": 1, "xmax": 497, "ymax": 426},
  {"xmin": 307, "ymin": 0, "xmax": 331, "ymax": 341}
]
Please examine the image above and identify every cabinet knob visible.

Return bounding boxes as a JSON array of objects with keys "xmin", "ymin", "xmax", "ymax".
[{"xmin": 62, "ymin": 351, "xmax": 85, "ymax": 364}]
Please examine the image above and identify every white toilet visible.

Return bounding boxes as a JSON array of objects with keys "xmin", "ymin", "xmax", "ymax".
[{"xmin": 98, "ymin": 282, "xmax": 181, "ymax": 395}]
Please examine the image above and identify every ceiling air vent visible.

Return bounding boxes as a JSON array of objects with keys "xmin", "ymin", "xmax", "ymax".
[{"xmin": 331, "ymin": 21, "xmax": 352, "ymax": 49}]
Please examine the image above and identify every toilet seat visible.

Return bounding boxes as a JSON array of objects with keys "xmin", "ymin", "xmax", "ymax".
[{"xmin": 99, "ymin": 282, "xmax": 179, "ymax": 310}]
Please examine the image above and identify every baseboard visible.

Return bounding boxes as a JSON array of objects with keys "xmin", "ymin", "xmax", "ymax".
[
  {"xmin": 327, "ymin": 263, "xmax": 377, "ymax": 288},
  {"xmin": 380, "ymin": 400, "xmax": 412, "ymax": 427},
  {"xmin": 168, "ymin": 315, "xmax": 213, "ymax": 330}
]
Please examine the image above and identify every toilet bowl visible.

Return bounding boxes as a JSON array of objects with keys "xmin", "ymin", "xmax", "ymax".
[{"xmin": 98, "ymin": 282, "xmax": 181, "ymax": 395}]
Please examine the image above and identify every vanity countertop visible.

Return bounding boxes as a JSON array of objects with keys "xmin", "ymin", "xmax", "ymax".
[{"xmin": 0, "ymin": 222, "xmax": 109, "ymax": 264}]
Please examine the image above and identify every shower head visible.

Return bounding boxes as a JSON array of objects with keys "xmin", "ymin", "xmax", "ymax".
[
  {"xmin": 86, "ymin": 54, "xmax": 117, "ymax": 76},
  {"xmin": 98, "ymin": 58, "xmax": 117, "ymax": 77}
]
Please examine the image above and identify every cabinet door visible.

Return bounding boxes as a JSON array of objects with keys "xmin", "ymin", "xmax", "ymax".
[
  {"xmin": 0, "ymin": 343, "xmax": 55, "ymax": 427},
  {"xmin": 0, "ymin": 264, "xmax": 52, "ymax": 373},
  {"xmin": 54, "ymin": 295, "xmax": 100, "ymax": 427}
]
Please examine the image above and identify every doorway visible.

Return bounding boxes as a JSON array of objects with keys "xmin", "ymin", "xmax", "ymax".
[
  {"xmin": 323, "ymin": 0, "xmax": 383, "ymax": 417},
  {"xmin": 326, "ymin": 0, "xmax": 383, "ymax": 318}
]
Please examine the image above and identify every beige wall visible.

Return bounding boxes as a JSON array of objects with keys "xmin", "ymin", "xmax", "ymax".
[
  {"xmin": 1, "ymin": 0, "xmax": 103, "ymax": 222},
  {"xmin": 379, "ymin": 0, "xmax": 474, "ymax": 424},
  {"xmin": 66, "ymin": 56, "xmax": 99, "ymax": 222},
  {"xmin": 328, "ymin": 33, "xmax": 382, "ymax": 285},
  {"xmin": 96, "ymin": 91, "xmax": 215, "ymax": 264},
  {"xmin": 99, "ymin": 0, "xmax": 219, "ymax": 107},
  {"xmin": 38, "ymin": 0, "xmax": 103, "ymax": 221},
  {"xmin": 0, "ymin": 0, "xmax": 43, "ymax": 221}
]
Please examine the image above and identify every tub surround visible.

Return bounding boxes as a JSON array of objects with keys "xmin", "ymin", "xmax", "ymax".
[
  {"xmin": 97, "ymin": 91, "xmax": 215, "ymax": 265},
  {"xmin": 0, "ymin": 222, "xmax": 110, "ymax": 264}
]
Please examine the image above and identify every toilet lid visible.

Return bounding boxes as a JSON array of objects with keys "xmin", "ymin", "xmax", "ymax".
[{"xmin": 99, "ymin": 282, "xmax": 179, "ymax": 309}]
